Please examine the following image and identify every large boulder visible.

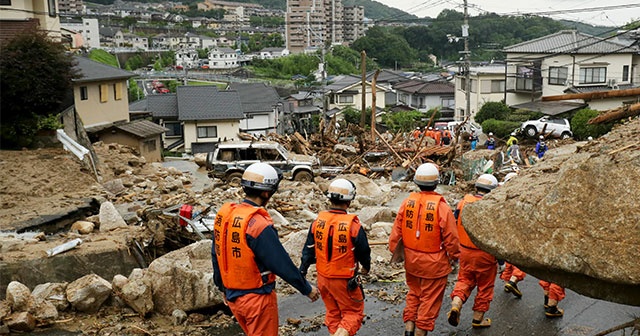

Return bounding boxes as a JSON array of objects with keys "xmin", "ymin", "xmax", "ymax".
[
  {"xmin": 461, "ymin": 120, "xmax": 640, "ymax": 306},
  {"xmin": 66, "ymin": 274, "xmax": 112, "ymax": 313},
  {"xmin": 99, "ymin": 201, "xmax": 128, "ymax": 231},
  {"xmin": 356, "ymin": 206, "xmax": 396, "ymax": 226},
  {"xmin": 143, "ymin": 240, "xmax": 222, "ymax": 314},
  {"xmin": 120, "ymin": 279, "xmax": 153, "ymax": 315},
  {"xmin": 337, "ymin": 174, "xmax": 381, "ymax": 199},
  {"xmin": 31, "ymin": 282, "xmax": 69, "ymax": 312},
  {"xmin": 5, "ymin": 281, "xmax": 32, "ymax": 312},
  {"xmin": 6, "ymin": 312, "xmax": 35, "ymax": 332}
]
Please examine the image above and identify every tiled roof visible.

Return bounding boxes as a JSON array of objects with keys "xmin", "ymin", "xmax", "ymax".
[
  {"xmin": 129, "ymin": 99, "xmax": 148, "ymax": 112},
  {"xmin": 147, "ymin": 94, "xmax": 178, "ymax": 118},
  {"xmin": 503, "ymin": 30, "xmax": 637, "ymax": 54},
  {"xmin": 228, "ymin": 83, "xmax": 280, "ymax": 113},
  {"xmin": 325, "ymin": 75, "xmax": 362, "ymax": 92},
  {"xmin": 72, "ymin": 56, "xmax": 135, "ymax": 83},
  {"xmin": 393, "ymin": 79, "xmax": 454, "ymax": 94},
  {"xmin": 366, "ymin": 69, "xmax": 408, "ymax": 83},
  {"xmin": 510, "ymin": 101, "xmax": 587, "ymax": 116},
  {"xmin": 176, "ymin": 86, "xmax": 244, "ymax": 121},
  {"xmin": 115, "ymin": 120, "xmax": 168, "ymax": 138}
]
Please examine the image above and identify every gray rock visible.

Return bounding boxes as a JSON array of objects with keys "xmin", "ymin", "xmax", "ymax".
[
  {"xmin": 0, "ymin": 300, "xmax": 10, "ymax": 321},
  {"xmin": 333, "ymin": 144, "xmax": 357, "ymax": 156},
  {"xmin": 268, "ymin": 209, "xmax": 290, "ymax": 228},
  {"xmin": 120, "ymin": 279, "xmax": 153, "ymax": 315},
  {"xmin": 0, "ymin": 323, "xmax": 9, "ymax": 334},
  {"xmin": 29, "ymin": 299, "xmax": 58, "ymax": 323},
  {"xmin": 99, "ymin": 201, "xmax": 128, "ymax": 231},
  {"xmin": 337, "ymin": 174, "xmax": 382, "ymax": 198},
  {"xmin": 194, "ymin": 153, "xmax": 207, "ymax": 167},
  {"xmin": 121, "ymin": 212, "xmax": 140, "ymax": 225},
  {"xmin": 128, "ymin": 268, "xmax": 146, "ymax": 282},
  {"xmin": 102, "ymin": 179, "xmax": 125, "ymax": 195},
  {"xmin": 32, "ymin": 283, "xmax": 69, "ymax": 312},
  {"xmin": 461, "ymin": 120, "xmax": 640, "ymax": 306},
  {"xmin": 282, "ymin": 230, "xmax": 308, "ymax": 262},
  {"xmin": 6, "ymin": 281, "xmax": 32, "ymax": 312},
  {"xmin": 66, "ymin": 274, "xmax": 112, "ymax": 313},
  {"xmin": 356, "ymin": 206, "xmax": 396, "ymax": 226},
  {"xmin": 143, "ymin": 240, "xmax": 222, "ymax": 314},
  {"xmin": 111, "ymin": 274, "xmax": 128, "ymax": 291},
  {"xmin": 172, "ymin": 309, "xmax": 188, "ymax": 326},
  {"xmin": 6, "ymin": 312, "xmax": 35, "ymax": 332}
]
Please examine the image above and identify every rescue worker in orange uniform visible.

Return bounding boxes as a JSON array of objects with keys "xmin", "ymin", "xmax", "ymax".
[
  {"xmin": 425, "ymin": 127, "xmax": 435, "ymax": 141},
  {"xmin": 212, "ymin": 162, "xmax": 320, "ymax": 336},
  {"xmin": 412, "ymin": 127, "xmax": 422, "ymax": 140},
  {"xmin": 447, "ymin": 174, "xmax": 499, "ymax": 329},
  {"xmin": 433, "ymin": 128, "xmax": 442, "ymax": 146},
  {"xmin": 539, "ymin": 281, "xmax": 565, "ymax": 318},
  {"xmin": 389, "ymin": 163, "xmax": 459, "ymax": 336},
  {"xmin": 300, "ymin": 178, "xmax": 371, "ymax": 336}
]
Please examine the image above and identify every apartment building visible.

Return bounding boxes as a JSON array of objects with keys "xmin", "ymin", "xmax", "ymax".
[
  {"xmin": 58, "ymin": 0, "xmax": 83, "ymax": 15},
  {"xmin": 343, "ymin": 5, "xmax": 365, "ymax": 43},
  {"xmin": 286, "ymin": 0, "xmax": 351, "ymax": 53},
  {"xmin": 60, "ymin": 17, "xmax": 99, "ymax": 49}
]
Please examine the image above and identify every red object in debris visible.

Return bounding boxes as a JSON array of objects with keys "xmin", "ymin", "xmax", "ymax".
[{"xmin": 179, "ymin": 204, "xmax": 193, "ymax": 227}]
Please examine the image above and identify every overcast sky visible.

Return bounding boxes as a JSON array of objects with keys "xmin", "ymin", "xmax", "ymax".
[{"xmin": 375, "ymin": 0, "xmax": 640, "ymax": 27}]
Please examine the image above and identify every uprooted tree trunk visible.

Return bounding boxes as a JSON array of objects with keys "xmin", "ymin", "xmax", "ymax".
[{"xmin": 588, "ymin": 102, "xmax": 640, "ymax": 124}]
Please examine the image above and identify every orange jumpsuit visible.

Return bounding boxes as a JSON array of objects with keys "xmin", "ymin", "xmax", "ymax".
[
  {"xmin": 451, "ymin": 194, "xmax": 497, "ymax": 313},
  {"xmin": 539, "ymin": 281, "xmax": 565, "ymax": 301},
  {"xmin": 500, "ymin": 263, "xmax": 526, "ymax": 282},
  {"xmin": 301, "ymin": 210, "xmax": 371, "ymax": 336},
  {"xmin": 389, "ymin": 191, "xmax": 459, "ymax": 332},
  {"xmin": 433, "ymin": 131, "xmax": 442, "ymax": 146}
]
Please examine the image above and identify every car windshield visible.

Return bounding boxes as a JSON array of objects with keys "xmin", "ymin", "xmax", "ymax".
[{"xmin": 277, "ymin": 144, "xmax": 290, "ymax": 159}]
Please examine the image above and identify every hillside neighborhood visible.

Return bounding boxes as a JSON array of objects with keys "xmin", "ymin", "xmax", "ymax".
[{"xmin": 1, "ymin": 0, "xmax": 640, "ymax": 335}]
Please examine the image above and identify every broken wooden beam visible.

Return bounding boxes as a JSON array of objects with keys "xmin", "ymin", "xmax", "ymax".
[{"xmin": 588, "ymin": 103, "xmax": 640, "ymax": 124}]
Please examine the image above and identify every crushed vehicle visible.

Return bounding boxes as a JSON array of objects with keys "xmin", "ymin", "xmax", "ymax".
[
  {"xmin": 205, "ymin": 141, "xmax": 321, "ymax": 183},
  {"xmin": 520, "ymin": 116, "xmax": 572, "ymax": 139}
]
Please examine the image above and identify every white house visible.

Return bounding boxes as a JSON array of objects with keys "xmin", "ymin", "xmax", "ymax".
[
  {"xmin": 325, "ymin": 75, "xmax": 389, "ymax": 111},
  {"xmin": 114, "ymin": 30, "xmax": 148, "ymax": 50},
  {"xmin": 175, "ymin": 48, "xmax": 200, "ymax": 69},
  {"xmin": 504, "ymin": 30, "xmax": 640, "ymax": 111},
  {"xmin": 393, "ymin": 79, "xmax": 455, "ymax": 120},
  {"xmin": 60, "ymin": 18, "xmax": 100, "ymax": 49},
  {"xmin": 208, "ymin": 47, "xmax": 239, "ymax": 69},
  {"xmin": 454, "ymin": 64, "xmax": 506, "ymax": 121},
  {"xmin": 258, "ymin": 47, "xmax": 290, "ymax": 59}
]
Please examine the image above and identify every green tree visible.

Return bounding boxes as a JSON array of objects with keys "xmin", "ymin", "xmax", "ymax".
[
  {"xmin": 351, "ymin": 26, "xmax": 417, "ymax": 68},
  {"xmin": 475, "ymin": 101, "xmax": 511, "ymax": 123},
  {"xmin": 381, "ymin": 110, "xmax": 423, "ymax": 132},
  {"xmin": 480, "ymin": 119, "xmax": 521, "ymax": 138},
  {"xmin": 128, "ymin": 79, "xmax": 144, "ymax": 102},
  {"xmin": 570, "ymin": 108, "xmax": 613, "ymax": 140},
  {"xmin": 1, "ymin": 30, "xmax": 79, "ymax": 148}
]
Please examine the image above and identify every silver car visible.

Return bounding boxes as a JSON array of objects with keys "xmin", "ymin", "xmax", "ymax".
[{"xmin": 520, "ymin": 116, "xmax": 572, "ymax": 139}]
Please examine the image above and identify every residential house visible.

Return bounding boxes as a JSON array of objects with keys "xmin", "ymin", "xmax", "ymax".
[
  {"xmin": 152, "ymin": 33, "xmax": 183, "ymax": 50},
  {"xmin": 208, "ymin": 47, "xmax": 239, "ymax": 69},
  {"xmin": 99, "ymin": 26, "xmax": 118, "ymax": 47},
  {"xmin": 283, "ymin": 92, "xmax": 322, "ymax": 134},
  {"xmin": 175, "ymin": 48, "xmax": 200, "ymax": 69},
  {"xmin": 114, "ymin": 30, "xmax": 148, "ymax": 50},
  {"xmin": 144, "ymin": 86, "xmax": 244, "ymax": 154},
  {"xmin": 504, "ymin": 30, "xmax": 640, "ymax": 112},
  {"xmin": 60, "ymin": 18, "xmax": 100, "ymax": 49},
  {"xmin": 0, "ymin": 0, "xmax": 61, "ymax": 42},
  {"xmin": 93, "ymin": 119, "xmax": 167, "ymax": 162},
  {"xmin": 72, "ymin": 56, "xmax": 135, "ymax": 129},
  {"xmin": 258, "ymin": 47, "xmax": 290, "ymax": 59},
  {"xmin": 366, "ymin": 69, "xmax": 409, "ymax": 104},
  {"xmin": 200, "ymin": 35, "xmax": 216, "ymax": 49},
  {"xmin": 228, "ymin": 83, "xmax": 281, "ymax": 135},
  {"xmin": 454, "ymin": 64, "xmax": 506, "ymax": 121},
  {"xmin": 393, "ymin": 79, "xmax": 455, "ymax": 120},
  {"xmin": 325, "ymin": 75, "xmax": 389, "ymax": 112}
]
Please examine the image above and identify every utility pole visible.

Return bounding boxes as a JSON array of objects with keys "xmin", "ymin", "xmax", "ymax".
[
  {"xmin": 371, "ymin": 69, "xmax": 380, "ymax": 141},
  {"xmin": 360, "ymin": 50, "xmax": 366, "ymax": 127},
  {"xmin": 463, "ymin": 0, "xmax": 471, "ymax": 120}
]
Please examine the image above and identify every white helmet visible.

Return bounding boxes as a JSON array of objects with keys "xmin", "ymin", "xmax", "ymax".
[
  {"xmin": 475, "ymin": 174, "xmax": 498, "ymax": 191},
  {"xmin": 416, "ymin": 127, "xmax": 420, "ymax": 130},
  {"xmin": 414, "ymin": 163, "xmax": 439, "ymax": 187},
  {"xmin": 539, "ymin": 135, "xmax": 544, "ymax": 140},
  {"xmin": 488, "ymin": 132, "xmax": 493, "ymax": 136},
  {"xmin": 241, "ymin": 162, "xmax": 281, "ymax": 192},
  {"xmin": 327, "ymin": 178, "xmax": 356, "ymax": 201},
  {"xmin": 503, "ymin": 172, "xmax": 518, "ymax": 183},
  {"xmin": 511, "ymin": 132, "xmax": 516, "ymax": 136},
  {"xmin": 428, "ymin": 127, "xmax": 433, "ymax": 130}
]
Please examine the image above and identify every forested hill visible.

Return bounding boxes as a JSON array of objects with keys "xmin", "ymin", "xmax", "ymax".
[{"xmin": 86, "ymin": 0, "xmax": 417, "ymax": 19}]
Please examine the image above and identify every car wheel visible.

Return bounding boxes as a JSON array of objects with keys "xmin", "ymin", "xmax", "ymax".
[
  {"xmin": 226, "ymin": 172, "xmax": 243, "ymax": 186},
  {"xmin": 525, "ymin": 126, "xmax": 537, "ymax": 138},
  {"xmin": 561, "ymin": 132, "xmax": 572, "ymax": 140},
  {"xmin": 293, "ymin": 170, "xmax": 313, "ymax": 182}
]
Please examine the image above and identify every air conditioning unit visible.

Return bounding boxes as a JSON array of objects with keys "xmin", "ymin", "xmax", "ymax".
[{"xmin": 607, "ymin": 78, "xmax": 618, "ymax": 88}]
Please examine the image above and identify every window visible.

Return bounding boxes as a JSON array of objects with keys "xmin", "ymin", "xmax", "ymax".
[
  {"xmin": 441, "ymin": 97, "xmax": 455, "ymax": 109},
  {"xmin": 0, "ymin": 0, "xmax": 11, "ymax": 5},
  {"xmin": 164, "ymin": 122, "xmax": 182, "ymax": 137},
  {"xmin": 143, "ymin": 139, "xmax": 157, "ymax": 152},
  {"xmin": 549, "ymin": 67, "xmax": 568, "ymax": 85},
  {"xmin": 338, "ymin": 95, "xmax": 354, "ymax": 104},
  {"xmin": 491, "ymin": 80, "xmax": 505, "ymax": 92},
  {"xmin": 48, "ymin": 0, "xmax": 56, "ymax": 17},
  {"xmin": 623, "ymin": 65, "xmax": 629, "ymax": 82},
  {"xmin": 113, "ymin": 83, "xmax": 123, "ymax": 100},
  {"xmin": 197, "ymin": 126, "xmax": 217, "ymax": 138},
  {"xmin": 99, "ymin": 84, "xmax": 108, "ymax": 102},
  {"xmin": 579, "ymin": 67, "xmax": 606, "ymax": 84},
  {"xmin": 80, "ymin": 86, "xmax": 88, "ymax": 100}
]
